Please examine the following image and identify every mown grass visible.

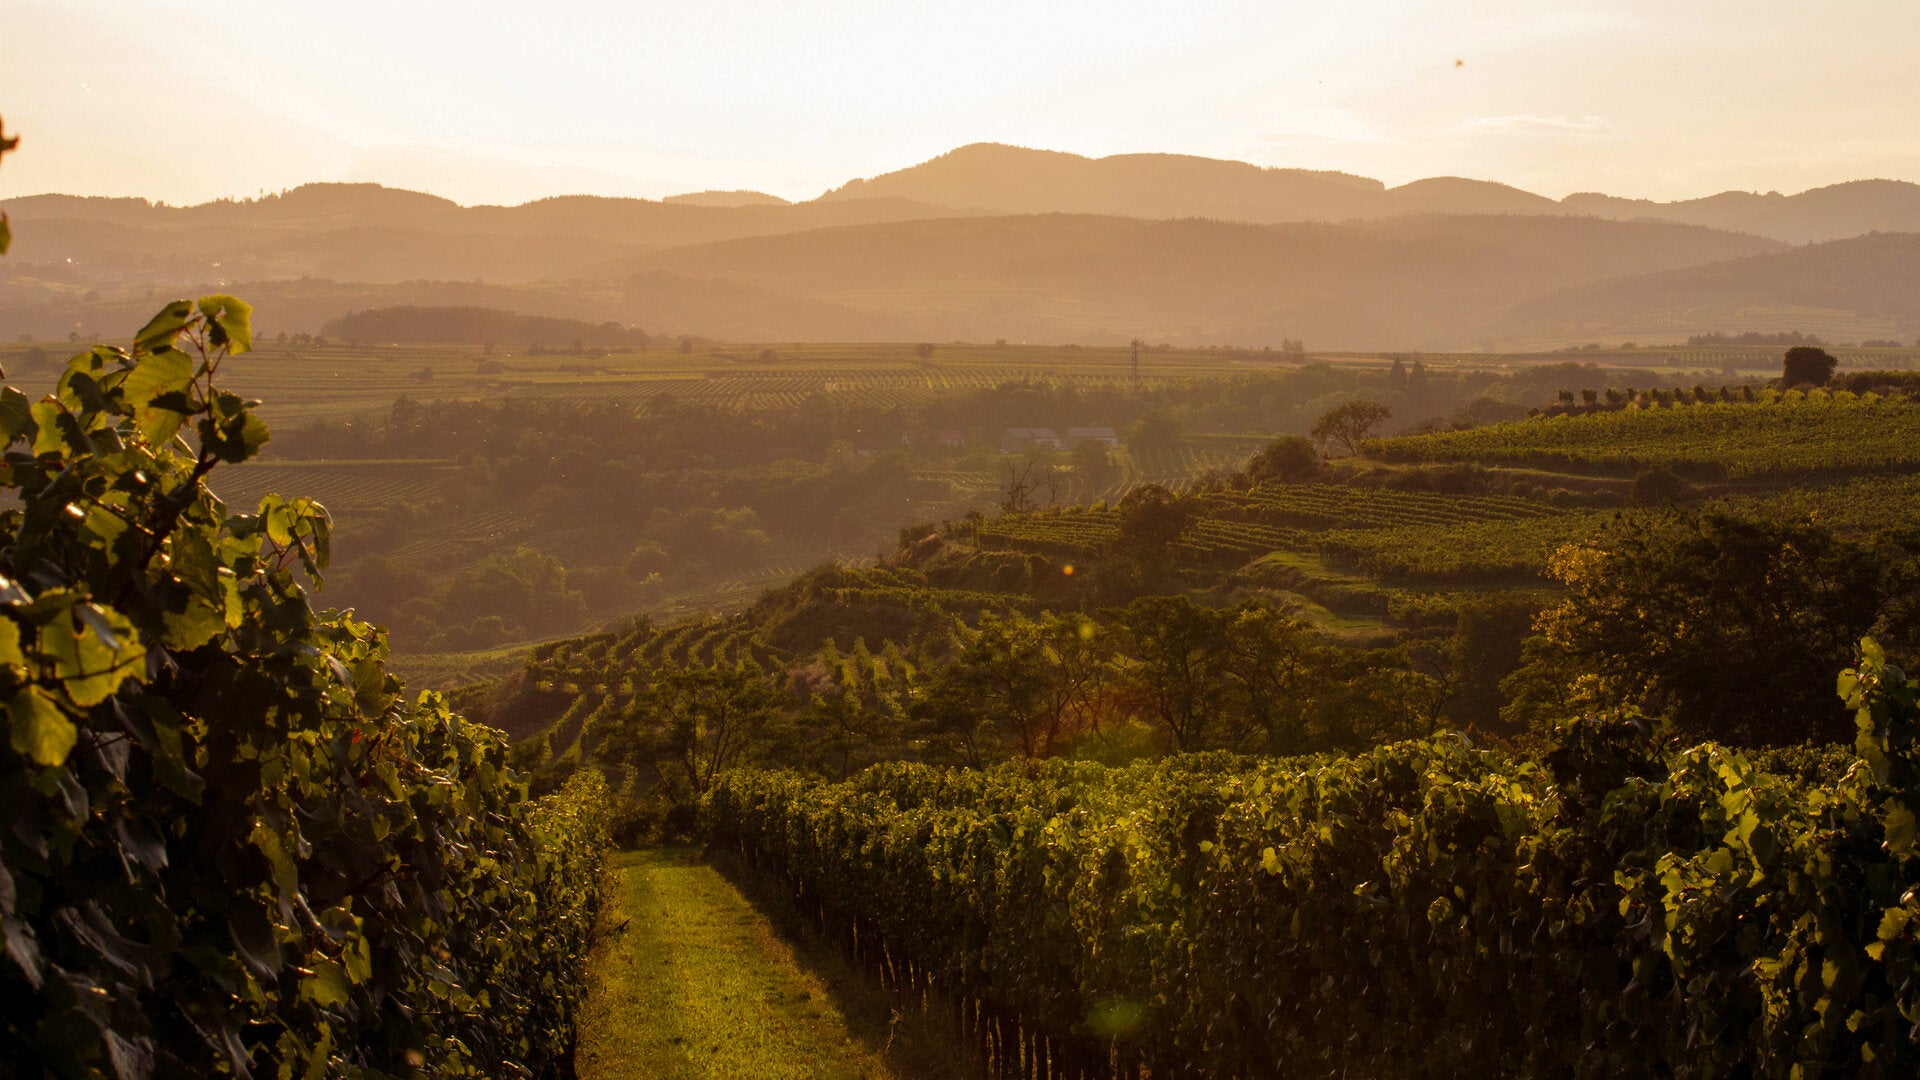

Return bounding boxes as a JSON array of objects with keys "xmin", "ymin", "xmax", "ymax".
[{"xmin": 576, "ymin": 848, "xmax": 976, "ymax": 1080}]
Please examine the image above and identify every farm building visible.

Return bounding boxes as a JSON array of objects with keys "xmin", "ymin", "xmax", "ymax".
[
  {"xmin": 1002, "ymin": 427, "xmax": 1067, "ymax": 452},
  {"xmin": 1066, "ymin": 426, "xmax": 1119, "ymax": 446}
]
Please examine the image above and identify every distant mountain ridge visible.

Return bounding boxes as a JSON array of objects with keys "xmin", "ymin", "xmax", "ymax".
[
  {"xmin": 819, "ymin": 143, "xmax": 1920, "ymax": 244},
  {"xmin": 3, "ymin": 142, "xmax": 1916, "ymax": 349},
  {"xmin": 9, "ymin": 142, "xmax": 1920, "ymax": 245}
]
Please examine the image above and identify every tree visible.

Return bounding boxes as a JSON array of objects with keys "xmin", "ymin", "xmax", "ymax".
[
  {"xmin": 626, "ymin": 663, "xmax": 785, "ymax": 795},
  {"xmin": 1115, "ymin": 483, "xmax": 1194, "ymax": 557},
  {"xmin": 999, "ymin": 453, "xmax": 1060, "ymax": 513},
  {"xmin": 1217, "ymin": 606, "xmax": 1321, "ymax": 752},
  {"xmin": 1310, "ymin": 399, "xmax": 1392, "ymax": 455},
  {"xmin": 927, "ymin": 612, "xmax": 1110, "ymax": 759},
  {"xmin": 1532, "ymin": 511, "xmax": 1915, "ymax": 744},
  {"xmin": 1629, "ymin": 465, "xmax": 1697, "ymax": 506},
  {"xmin": 1071, "ymin": 437, "xmax": 1117, "ymax": 490},
  {"xmin": 1113, "ymin": 596, "xmax": 1232, "ymax": 751},
  {"xmin": 1443, "ymin": 596, "xmax": 1540, "ymax": 732},
  {"xmin": 1783, "ymin": 345, "xmax": 1839, "ymax": 387},
  {"xmin": 792, "ymin": 639, "xmax": 915, "ymax": 778},
  {"xmin": 1244, "ymin": 435, "xmax": 1321, "ymax": 484},
  {"xmin": 1126, "ymin": 410, "xmax": 1181, "ymax": 455},
  {"xmin": 1407, "ymin": 359, "xmax": 1431, "ymax": 408}
]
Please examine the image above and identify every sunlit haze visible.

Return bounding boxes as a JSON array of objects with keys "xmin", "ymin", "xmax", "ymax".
[{"xmin": 7, "ymin": 0, "xmax": 1919, "ymax": 206}]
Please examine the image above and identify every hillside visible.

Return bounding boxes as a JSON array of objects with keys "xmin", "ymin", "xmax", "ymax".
[
  {"xmin": 7, "ymin": 145, "xmax": 1917, "ymax": 349},
  {"xmin": 464, "ymin": 378, "xmax": 1920, "ymax": 811},
  {"xmin": 1562, "ymin": 179, "xmax": 1920, "ymax": 245},
  {"xmin": 17, "ymin": 210, "xmax": 1914, "ymax": 349},
  {"xmin": 1501, "ymin": 231, "xmax": 1920, "ymax": 345},
  {"xmin": 606, "ymin": 213, "xmax": 1784, "ymax": 348}
]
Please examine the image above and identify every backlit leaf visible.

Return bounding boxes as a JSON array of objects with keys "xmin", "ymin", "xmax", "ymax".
[{"xmin": 7, "ymin": 687, "xmax": 76, "ymax": 765}]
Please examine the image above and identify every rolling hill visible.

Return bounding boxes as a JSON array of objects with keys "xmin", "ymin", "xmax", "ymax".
[
  {"xmin": 5, "ymin": 142, "xmax": 1917, "ymax": 349},
  {"xmin": 1502, "ymin": 231, "xmax": 1920, "ymax": 345},
  {"xmin": 820, "ymin": 143, "xmax": 1920, "ymax": 243},
  {"xmin": 603, "ymin": 213, "xmax": 1785, "ymax": 348}
]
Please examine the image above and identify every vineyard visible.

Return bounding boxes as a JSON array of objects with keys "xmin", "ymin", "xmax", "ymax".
[
  {"xmin": 26, "ymin": 330, "xmax": 1914, "ymax": 679},
  {"xmin": 1368, "ymin": 392, "xmax": 1920, "ymax": 478},
  {"xmin": 207, "ymin": 458, "xmax": 458, "ymax": 520},
  {"xmin": 976, "ymin": 482, "xmax": 1587, "ymax": 583},
  {"xmin": 705, "ymin": 649, "xmax": 1920, "ymax": 1077},
  {"xmin": 1315, "ymin": 510, "xmax": 1615, "ymax": 582},
  {"xmin": 976, "ymin": 507, "xmax": 1308, "ymax": 563},
  {"xmin": 17, "ymin": 51, "xmax": 1920, "ymax": 1076},
  {"xmin": 0, "ymin": 299, "xmax": 611, "ymax": 1077}
]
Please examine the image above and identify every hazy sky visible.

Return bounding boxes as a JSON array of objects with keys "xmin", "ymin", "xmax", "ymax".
[{"xmin": 5, "ymin": 0, "xmax": 1917, "ymax": 207}]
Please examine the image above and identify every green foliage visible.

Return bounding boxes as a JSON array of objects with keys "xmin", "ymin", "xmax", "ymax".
[
  {"xmin": 625, "ymin": 662, "xmax": 786, "ymax": 795},
  {"xmin": 706, "ymin": 663, "xmax": 1920, "ymax": 1075},
  {"xmin": 1535, "ymin": 512, "xmax": 1916, "ymax": 744},
  {"xmin": 0, "ymin": 301, "xmax": 609, "ymax": 1078},
  {"xmin": 411, "ymin": 544, "xmax": 588, "ymax": 645},
  {"xmin": 975, "ymin": 482, "xmax": 1568, "ymax": 583},
  {"xmin": 1068, "ymin": 437, "xmax": 1116, "ymax": 488},
  {"xmin": 922, "ymin": 610, "xmax": 1105, "ymax": 761},
  {"xmin": 1243, "ymin": 434, "xmax": 1321, "ymax": 482},
  {"xmin": 1316, "ymin": 510, "xmax": 1608, "ymax": 583},
  {"xmin": 1113, "ymin": 483, "xmax": 1193, "ymax": 557},
  {"xmin": 1628, "ymin": 464, "xmax": 1697, "ymax": 505}
]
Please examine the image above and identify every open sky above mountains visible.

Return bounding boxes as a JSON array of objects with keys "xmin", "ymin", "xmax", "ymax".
[{"xmin": 7, "ymin": 0, "xmax": 1919, "ymax": 207}]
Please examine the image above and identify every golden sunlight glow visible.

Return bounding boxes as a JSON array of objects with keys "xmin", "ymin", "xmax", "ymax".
[{"xmin": 5, "ymin": 0, "xmax": 1919, "ymax": 205}]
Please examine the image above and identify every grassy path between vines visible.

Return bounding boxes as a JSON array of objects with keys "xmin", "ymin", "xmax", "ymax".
[{"xmin": 575, "ymin": 847, "xmax": 975, "ymax": 1080}]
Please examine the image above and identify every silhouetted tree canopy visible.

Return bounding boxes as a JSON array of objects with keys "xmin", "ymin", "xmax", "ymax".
[
  {"xmin": 1245, "ymin": 435, "xmax": 1322, "ymax": 483},
  {"xmin": 1782, "ymin": 345, "xmax": 1839, "ymax": 387},
  {"xmin": 1310, "ymin": 399, "xmax": 1392, "ymax": 455},
  {"xmin": 1535, "ymin": 512, "xmax": 1919, "ymax": 745},
  {"xmin": 1115, "ymin": 483, "xmax": 1194, "ymax": 556}
]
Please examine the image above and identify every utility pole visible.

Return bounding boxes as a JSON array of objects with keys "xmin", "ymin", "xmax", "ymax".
[{"xmin": 1130, "ymin": 338, "xmax": 1141, "ymax": 394}]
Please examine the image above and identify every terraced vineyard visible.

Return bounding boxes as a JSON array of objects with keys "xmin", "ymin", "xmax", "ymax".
[
  {"xmin": 1192, "ymin": 484, "xmax": 1562, "ymax": 530},
  {"xmin": 1368, "ymin": 392, "xmax": 1920, "ymax": 478},
  {"xmin": 1315, "ymin": 511, "xmax": 1614, "ymax": 582},
  {"xmin": 977, "ymin": 482, "xmax": 1578, "ymax": 580}
]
